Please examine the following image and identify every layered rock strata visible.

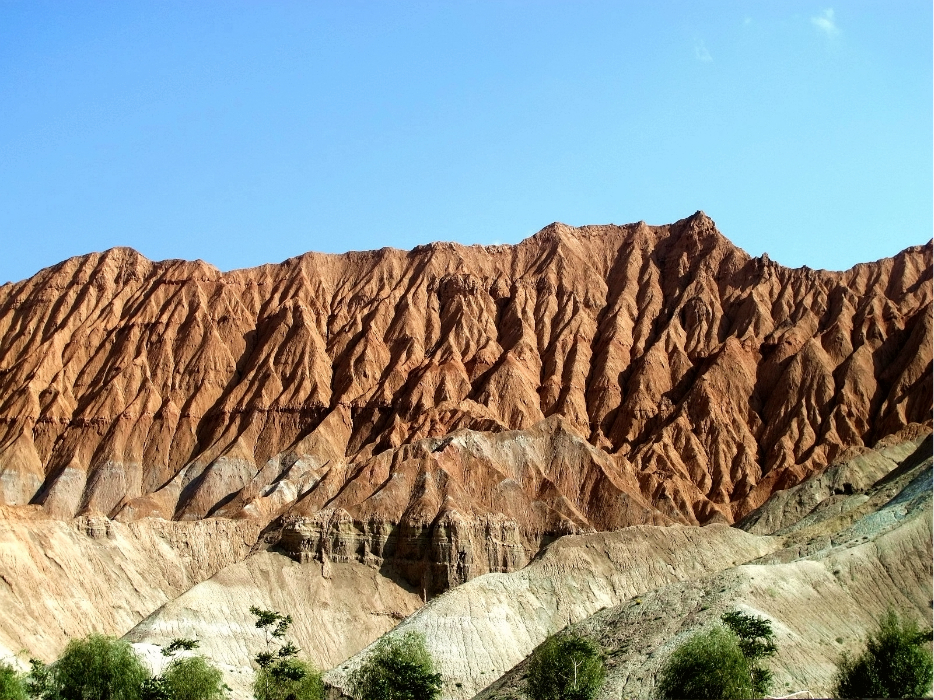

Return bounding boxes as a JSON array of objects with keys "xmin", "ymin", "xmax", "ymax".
[
  {"xmin": 0, "ymin": 213, "xmax": 930, "ymax": 589},
  {"xmin": 0, "ymin": 508, "xmax": 260, "ymax": 663}
]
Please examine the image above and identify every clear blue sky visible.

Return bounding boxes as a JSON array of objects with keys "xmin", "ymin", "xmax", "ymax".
[{"xmin": 0, "ymin": 1, "xmax": 930, "ymax": 283}]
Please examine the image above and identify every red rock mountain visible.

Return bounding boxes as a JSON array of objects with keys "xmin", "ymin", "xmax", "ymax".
[{"xmin": 0, "ymin": 213, "xmax": 930, "ymax": 591}]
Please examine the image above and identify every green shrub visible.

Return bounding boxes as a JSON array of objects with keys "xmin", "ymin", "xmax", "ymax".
[
  {"xmin": 163, "ymin": 657, "xmax": 226, "ymax": 700},
  {"xmin": 0, "ymin": 662, "xmax": 27, "ymax": 700},
  {"xmin": 24, "ymin": 659, "xmax": 56, "ymax": 700},
  {"xmin": 252, "ymin": 660, "xmax": 321, "ymax": 700},
  {"xmin": 51, "ymin": 634, "xmax": 149, "ymax": 700},
  {"xmin": 249, "ymin": 608, "xmax": 320, "ymax": 700},
  {"xmin": 140, "ymin": 676, "xmax": 171, "ymax": 700},
  {"xmin": 525, "ymin": 633, "xmax": 606, "ymax": 700},
  {"xmin": 720, "ymin": 610, "xmax": 776, "ymax": 696},
  {"xmin": 657, "ymin": 627, "xmax": 753, "ymax": 700},
  {"xmin": 833, "ymin": 609, "xmax": 933, "ymax": 698},
  {"xmin": 348, "ymin": 632, "xmax": 441, "ymax": 700}
]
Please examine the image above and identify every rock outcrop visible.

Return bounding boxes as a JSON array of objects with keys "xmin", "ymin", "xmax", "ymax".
[
  {"xmin": 339, "ymin": 432, "xmax": 933, "ymax": 700},
  {"xmin": 0, "ymin": 213, "xmax": 930, "ymax": 591}
]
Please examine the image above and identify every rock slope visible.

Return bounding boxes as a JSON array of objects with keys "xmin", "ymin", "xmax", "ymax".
[
  {"xmin": 124, "ymin": 552, "xmax": 424, "ymax": 699},
  {"xmin": 323, "ymin": 523, "xmax": 782, "ymax": 700},
  {"xmin": 0, "ymin": 509, "xmax": 259, "ymax": 664},
  {"xmin": 337, "ymin": 432, "xmax": 931, "ymax": 700},
  {"xmin": 0, "ymin": 213, "xmax": 930, "ymax": 589}
]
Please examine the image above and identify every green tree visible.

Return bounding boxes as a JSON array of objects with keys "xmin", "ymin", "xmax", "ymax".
[
  {"xmin": 0, "ymin": 661, "xmax": 27, "ymax": 700},
  {"xmin": 50, "ymin": 634, "xmax": 149, "ymax": 700},
  {"xmin": 160, "ymin": 641, "xmax": 200, "ymax": 659},
  {"xmin": 833, "ymin": 609, "xmax": 933, "ymax": 698},
  {"xmin": 348, "ymin": 632, "xmax": 441, "ymax": 700},
  {"xmin": 140, "ymin": 638, "xmax": 226, "ymax": 700},
  {"xmin": 657, "ymin": 627, "xmax": 753, "ymax": 700},
  {"xmin": 252, "ymin": 661, "xmax": 321, "ymax": 700},
  {"xmin": 250, "ymin": 608, "xmax": 319, "ymax": 700},
  {"xmin": 139, "ymin": 677, "xmax": 171, "ymax": 700},
  {"xmin": 24, "ymin": 659, "xmax": 57, "ymax": 700},
  {"xmin": 162, "ymin": 657, "xmax": 226, "ymax": 700},
  {"xmin": 721, "ymin": 611, "xmax": 776, "ymax": 696},
  {"xmin": 525, "ymin": 633, "xmax": 605, "ymax": 700}
]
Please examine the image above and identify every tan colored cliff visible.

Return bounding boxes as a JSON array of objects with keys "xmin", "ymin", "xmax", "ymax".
[{"xmin": 0, "ymin": 213, "xmax": 930, "ymax": 589}]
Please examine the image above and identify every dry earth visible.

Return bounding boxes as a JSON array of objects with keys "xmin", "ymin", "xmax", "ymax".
[{"xmin": 0, "ymin": 512, "xmax": 259, "ymax": 664}]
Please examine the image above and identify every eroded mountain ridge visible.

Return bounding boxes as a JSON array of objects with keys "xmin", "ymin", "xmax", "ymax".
[{"xmin": 0, "ymin": 212, "xmax": 930, "ymax": 592}]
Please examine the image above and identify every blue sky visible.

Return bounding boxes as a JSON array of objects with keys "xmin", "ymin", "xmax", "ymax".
[{"xmin": 0, "ymin": 1, "xmax": 930, "ymax": 283}]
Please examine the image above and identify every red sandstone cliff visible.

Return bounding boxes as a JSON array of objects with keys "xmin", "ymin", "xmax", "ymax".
[{"xmin": 0, "ymin": 213, "xmax": 930, "ymax": 588}]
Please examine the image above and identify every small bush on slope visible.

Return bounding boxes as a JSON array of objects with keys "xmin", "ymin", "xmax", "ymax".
[
  {"xmin": 49, "ymin": 634, "xmax": 149, "ymax": 700},
  {"xmin": 525, "ymin": 633, "xmax": 605, "ymax": 700},
  {"xmin": 657, "ymin": 626, "xmax": 753, "ymax": 700},
  {"xmin": 833, "ymin": 609, "xmax": 933, "ymax": 698},
  {"xmin": 250, "ymin": 608, "xmax": 321, "ymax": 700},
  {"xmin": 162, "ymin": 657, "xmax": 227, "ymax": 700},
  {"xmin": 253, "ymin": 661, "xmax": 321, "ymax": 700},
  {"xmin": 720, "ymin": 610, "xmax": 776, "ymax": 696},
  {"xmin": 349, "ymin": 632, "xmax": 441, "ymax": 700}
]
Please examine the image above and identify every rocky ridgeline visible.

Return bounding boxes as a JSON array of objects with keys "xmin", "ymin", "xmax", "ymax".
[{"xmin": 0, "ymin": 212, "xmax": 930, "ymax": 593}]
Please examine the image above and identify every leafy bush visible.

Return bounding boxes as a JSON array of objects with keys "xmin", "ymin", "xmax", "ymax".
[
  {"xmin": 720, "ymin": 610, "xmax": 776, "ymax": 696},
  {"xmin": 833, "ymin": 609, "xmax": 933, "ymax": 698},
  {"xmin": 657, "ymin": 627, "xmax": 753, "ymax": 700},
  {"xmin": 163, "ymin": 657, "xmax": 226, "ymax": 700},
  {"xmin": 253, "ymin": 661, "xmax": 321, "ymax": 700},
  {"xmin": 525, "ymin": 633, "xmax": 606, "ymax": 700},
  {"xmin": 140, "ymin": 676, "xmax": 171, "ymax": 700},
  {"xmin": 0, "ymin": 662, "xmax": 27, "ymax": 700},
  {"xmin": 348, "ymin": 632, "xmax": 442, "ymax": 700},
  {"xmin": 50, "ymin": 634, "xmax": 150, "ymax": 700},
  {"xmin": 24, "ymin": 659, "xmax": 56, "ymax": 700}
]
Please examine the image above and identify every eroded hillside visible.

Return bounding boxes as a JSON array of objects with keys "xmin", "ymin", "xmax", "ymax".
[
  {"xmin": 335, "ymin": 433, "xmax": 934, "ymax": 700},
  {"xmin": 0, "ymin": 213, "xmax": 930, "ymax": 593}
]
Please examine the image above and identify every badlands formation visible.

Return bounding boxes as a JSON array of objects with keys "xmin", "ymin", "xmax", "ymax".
[{"xmin": 0, "ymin": 212, "xmax": 930, "ymax": 695}]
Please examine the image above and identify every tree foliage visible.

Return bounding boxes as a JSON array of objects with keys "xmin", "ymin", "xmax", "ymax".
[
  {"xmin": 720, "ymin": 611, "xmax": 776, "ymax": 696},
  {"xmin": 525, "ymin": 633, "xmax": 606, "ymax": 700},
  {"xmin": 348, "ymin": 632, "xmax": 442, "ymax": 700},
  {"xmin": 657, "ymin": 627, "xmax": 753, "ymax": 700},
  {"xmin": 657, "ymin": 611, "xmax": 777, "ymax": 700},
  {"xmin": 24, "ymin": 659, "xmax": 56, "ymax": 700},
  {"xmin": 161, "ymin": 640, "xmax": 200, "ymax": 659},
  {"xmin": 250, "ymin": 607, "xmax": 319, "ymax": 700},
  {"xmin": 139, "ymin": 677, "xmax": 171, "ymax": 700},
  {"xmin": 252, "ymin": 661, "xmax": 322, "ymax": 700},
  {"xmin": 49, "ymin": 634, "xmax": 149, "ymax": 700},
  {"xmin": 0, "ymin": 662, "xmax": 27, "ymax": 700},
  {"xmin": 162, "ymin": 657, "xmax": 226, "ymax": 700},
  {"xmin": 833, "ymin": 609, "xmax": 933, "ymax": 698}
]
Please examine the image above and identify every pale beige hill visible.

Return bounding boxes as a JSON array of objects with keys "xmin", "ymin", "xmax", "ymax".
[
  {"xmin": 124, "ymin": 551, "xmax": 423, "ymax": 699},
  {"xmin": 0, "ymin": 510, "xmax": 259, "ymax": 665},
  {"xmin": 322, "ymin": 524, "xmax": 782, "ymax": 700},
  {"xmin": 475, "ymin": 434, "xmax": 932, "ymax": 700}
]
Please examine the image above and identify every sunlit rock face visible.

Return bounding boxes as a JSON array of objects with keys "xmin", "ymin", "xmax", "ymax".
[{"xmin": 0, "ymin": 212, "xmax": 930, "ymax": 591}]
